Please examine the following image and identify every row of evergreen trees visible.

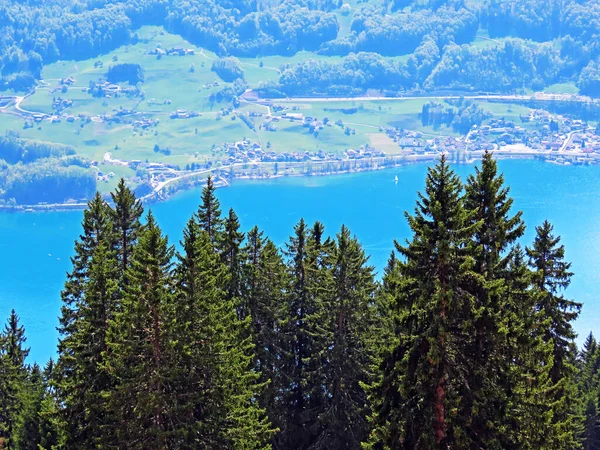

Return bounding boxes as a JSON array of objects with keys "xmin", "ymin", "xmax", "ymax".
[{"xmin": 0, "ymin": 153, "xmax": 598, "ymax": 449}]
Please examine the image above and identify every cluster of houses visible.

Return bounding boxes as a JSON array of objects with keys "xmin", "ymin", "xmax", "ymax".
[
  {"xmin": 377, "ymin": 108, "xmax": 600, "ymax": 158},
  {"xmin": 170, "ymin": 109, "xmax": 200, "ymax": 119},
  {"xmin": 201, "ymin": 81, "xmax": 220, "ymax": 90},
  {"xmin": 346, "ymin": 147, "xmax": 386, "ymax": 159},
  {"xmin": 59, "ymin": 77, "xmax": 75, "ymax": 86},
  {"xmin": 149, "ymin": 46, "xmax": 195, "ymax": 56},
  {"xmin": 133, "ymin": 117, "xmax": 159, "ymax": 129},
  {"xmin": 89, "ymin": 81, "xmax": 123, "ymax": 98},
  {"xmin": 267, "ymin": 112, "xmax": 330, "ymax": 133},
  {"xmin": 385, "ymin": 128, "xmax": 425, "ymax": 147},
  {"xmin": 52, "ymin": 97, "xmax": 73, "ymax": 112},
  {"xmin": 469, "ymin": 110, "xmax": 600, "ymax": 154},
  {"xmin": 215, "ymin": 139, "xmax": 350, "ymax": 164}
]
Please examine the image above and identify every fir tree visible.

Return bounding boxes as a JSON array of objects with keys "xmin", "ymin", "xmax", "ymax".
[
  {"xmin": 463, "ymin": 151, "xmax": 525, "ymax": 447},
  {"xmin": 55, "ymin": 193, "xmax": 117, "ymax": 448},
  {"xmin": 38, "ymin": 360, "xmax": 65, "ymax": 450},
  {"xmin": 14, "ymin": 364, "xmax": 44, "ymax": 450},
  {"xmin": 196, "ymin": 176, "xmax": 224, "ymax": 244},
  {"xmin": 277, "ymin": 219, "xmax": 333, "ymax": 449},
  {"xmin": 221, "ymin": 208, "xmax": 246, "ymax": 317},
  {"xmin": 175, "ymin": 215, "xmax": 273, "ymax": 449},
  {"xmin": 582, "ymin": 396, "xmax": 600, "ymax": 450},
  {"xmin": 499, "ymin": 245, "xmax": 556, "ymax": 449},
  {"xmin": 243, "ymin": 226, "xmax": 288, "ymax": 430},
  {"xmin": 579, "ymin": 333, "xmax": 600, "ymax": 393},
  {"xmin": 527, "ymin": 220, "xmax": 583, "ymax": 448},
  {"xmin": 0, "ymin": 310, "xmax": 29, "ymax": 450},
  {"xmin": 57, "ymin": 193, "xmax": 113, "ymax": 345},
  {"xmin": 314, "ymin": 225, "xmax": 376, "ymax": 449},
  {"xmin": 110, "ymin": 178, "xmax": 143, "ymax": 276},
  {"xmin": 172, "ymin": 217, "xmax": 225, "ymax": 446},
  {"xmin": 105, "ymin": 211, "xmax": 175, "ymax": 448},
  {"xmin": 367, "ymin": 155, "xmax": 479, "ymax": 448},
  {"xmin": 465, "ymin": 151, "xmax": 525, "ymax": 275}
]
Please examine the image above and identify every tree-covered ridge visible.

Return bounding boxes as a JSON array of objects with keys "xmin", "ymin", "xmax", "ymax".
[
  {"xmin": 0, "ymin": 136, "xmax": 95, "ymax": 205},
  {"xmin": 1, "ymin": 155, "xmax": 598, "ymax": 449},
  {"xmin": 1, "ymin": 0, "xmax": 600, "ymax": 95}
]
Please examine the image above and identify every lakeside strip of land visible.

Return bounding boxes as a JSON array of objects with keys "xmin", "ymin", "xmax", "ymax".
[{"xmin": 2, "ymin": 148, "xmax": 597, "ymax": 213}]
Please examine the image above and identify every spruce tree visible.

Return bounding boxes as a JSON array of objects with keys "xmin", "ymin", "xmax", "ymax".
[
  {"xmin": 105, "ymin": 212, "xmax": 175, "ymax": 448},
  {"xmin": 499, "ymin": 245, "xmax": 556, "ymax": 449},
  {"xmin": 314, "ymin": 225, "xmax": 376, "ymax": 449},
  {"xmin": 110, "ymin": 178, "xmax": 143, "ymax": 277},
  {"xmin": 0, "ymin": 310, "xmax": 29, "ymax": 450},
  {"xmin": 579, "ymin": 333, "xmax": 600, "ymax": 394},
  {"xmin": 527, "ymin": 220, "xmax": 582, "ymax": 448},
  {"xmin": 582, "ymin": 396, "xmax": 600, "ymax": 450},
  {"xmin": 367, "ymin": 155, "xmax": 479, "ymax": 448},
  {"xmin": 221, "ymin": 208, "xmax": 246, "ymax": 316},
  {"xmin": 38, "ymin": 360, "xmax": 65, "ymax": 450},
  {"xmin": 463, "ymin": 151, "xmax": 525, "ymax": 447},
  {"xmin": 243, "ymin": 226, "xmax": 288, "ymax": 430},
  {"xmin": 14, "ymin": 364, "xmax": 44, "ymax": 450},
  {"xmin": 303, "ymin": 221, "xmax": 336, "ymax": 446},
  {"xmin": 280, "ymin": 218, "xmax": 310, "ymax": 448},
  {"xmin": 55, "ymin": 192, "xmax": 117, "ymax": 448},
  {"xmin": 277, "ymin": 219, "xmax": 333, "ymax": 449},
  {"xmin": 175, "ymin": 217, "xmax": 273, "ymax": 449},
  {"xmin": 57, "ymin": 193, "xmax": 113, "ymax": 344},
  {"xmin": 197, "ymin": 176, "xmax": 224, "ymax": 244},
  {"xmin": 172, "ymin": 217, "xmax": 224, "ymax": 446}
]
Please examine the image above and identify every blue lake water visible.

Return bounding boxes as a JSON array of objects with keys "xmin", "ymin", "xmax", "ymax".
[{"xmin": 1, "ymin": 159, "xmax": 599, "ymax": 363}]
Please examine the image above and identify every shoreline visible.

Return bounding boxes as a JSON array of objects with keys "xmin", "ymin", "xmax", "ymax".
[{"xmin": 0, "ymin": 151, "xmax": 596, "ymax": 213}]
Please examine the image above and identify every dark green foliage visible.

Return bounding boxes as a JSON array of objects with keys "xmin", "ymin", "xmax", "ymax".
[
  {"xmin": 211, "ymin": 57, "xmax": 245, "ymax": 82},
  {"xmin": 104, "ymin": 212, "xmax": 176, "ymax": 448},
  {"xmin": 527, "ymin": 220, "xmax": 583, "ymax": 447},
  {"xmin": 368, "ymin": 155, "xmax": 480, "ymax": 448},
  {"xmin": 3, "ymin": 154, "xmax": 596, "ymax": 449},
  {"xmin": 0, "ymin": 137, "xmax": 76, "ymax": 165},
  {"xmin": 221, "ymin": 208, "xmax": 246, "ymax": 309},
  {"xmin": 110, "ymin": 178, "xmax": 144, "ymax": 275},
  {"xmin": 55, "ymin": 192, "xmax": 117, "ymax": 448},
  {"xmin": 462, "ymin": 151, "xmax": 526, "ymax": 448},
  {"xmin": 0, "ymin": 158, "xmax": 96, "ymax": 205},
  {"xmin": 366, "ymin": 154, "xmax": 584, "ymax": 450},
  {"xmin": 173, "ymin": 217, "xmax": 273, "ymax": 448},
  {"xmin": 527, "ymin": 221, "xmax": 581, "ymax": 383},
  {"xmin": 0, "ymin": 310, "xmax": 30, "ymax": 449},
  {"xmin": 243, "ymin": 226, "xmax": 288, "ymax": 430},
  {"xmin": 274, "ymin": 219, "xmax": 333, "ymax": 449},
  {"xmin": 196, "ymin": 176, "xmax": 224, "ymax": 243},
  {"xmin": 0, "ymin": 316, "xmax": 64, "ymax": 450},
  {"xmin": 106, "ymin": 63, "xmax": 144, "ymax": 85},
  {"xmin": 314, "ymin": 225, "xmax": 376, "ymax": 449}
]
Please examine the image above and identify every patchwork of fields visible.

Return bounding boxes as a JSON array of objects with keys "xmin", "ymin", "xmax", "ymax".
[{"xmin": 2, "ymin": 25, "xmax": 576, "ymax": 198}]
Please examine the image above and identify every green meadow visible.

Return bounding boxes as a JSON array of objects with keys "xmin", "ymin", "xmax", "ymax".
[{"xmin": 0, "ymin": 25, "xmax": 543, "ymax": 194}]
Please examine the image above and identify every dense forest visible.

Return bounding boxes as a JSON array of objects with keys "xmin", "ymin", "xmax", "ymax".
[
  {"xmin": 1, "ymin": 0, "xmax": 600, "ymax": 95},
  {"xmin": 0, "ymin": 136, "xmax": 95, "ymax": 205},
  {"xmin": 1, "ymin": 155, "xmax": 597, "ymax": 449}
]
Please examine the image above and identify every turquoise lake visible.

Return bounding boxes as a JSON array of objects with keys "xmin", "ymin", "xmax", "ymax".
[{"xmin": 1, "ymin": 159, "xmax": 599, "ymax": 363}]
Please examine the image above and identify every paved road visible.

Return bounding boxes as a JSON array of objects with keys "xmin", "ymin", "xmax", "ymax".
[{"xmin": 251, "ymin": 93, "xmax": 595, "ymax": 105}]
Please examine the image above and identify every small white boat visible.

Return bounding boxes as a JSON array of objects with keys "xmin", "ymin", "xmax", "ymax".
[{"xmin": 394, "ymin": 176, "xmax": 399, "ymax": 183}]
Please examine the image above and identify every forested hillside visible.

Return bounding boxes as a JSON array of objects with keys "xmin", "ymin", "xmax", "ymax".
[
  {"xmin": 1, "ymin": 155, "xmax": 597, "ymax": 449},
  {"xmin": 1, "ymin": 0, "xmax": 600, "ymax": 96}
]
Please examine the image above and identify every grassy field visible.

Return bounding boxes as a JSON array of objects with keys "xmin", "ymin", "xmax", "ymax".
[
  {"xmin": 3, "ymin": 26, "xmax": 450, "ymax": 168},
  {"xmin": 544, "ymin": 83, "xmax": 579, "ymax": 95},
  {"xmin": 0, "ymin": 24, "xmax": 566, "ymax": 195}
]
